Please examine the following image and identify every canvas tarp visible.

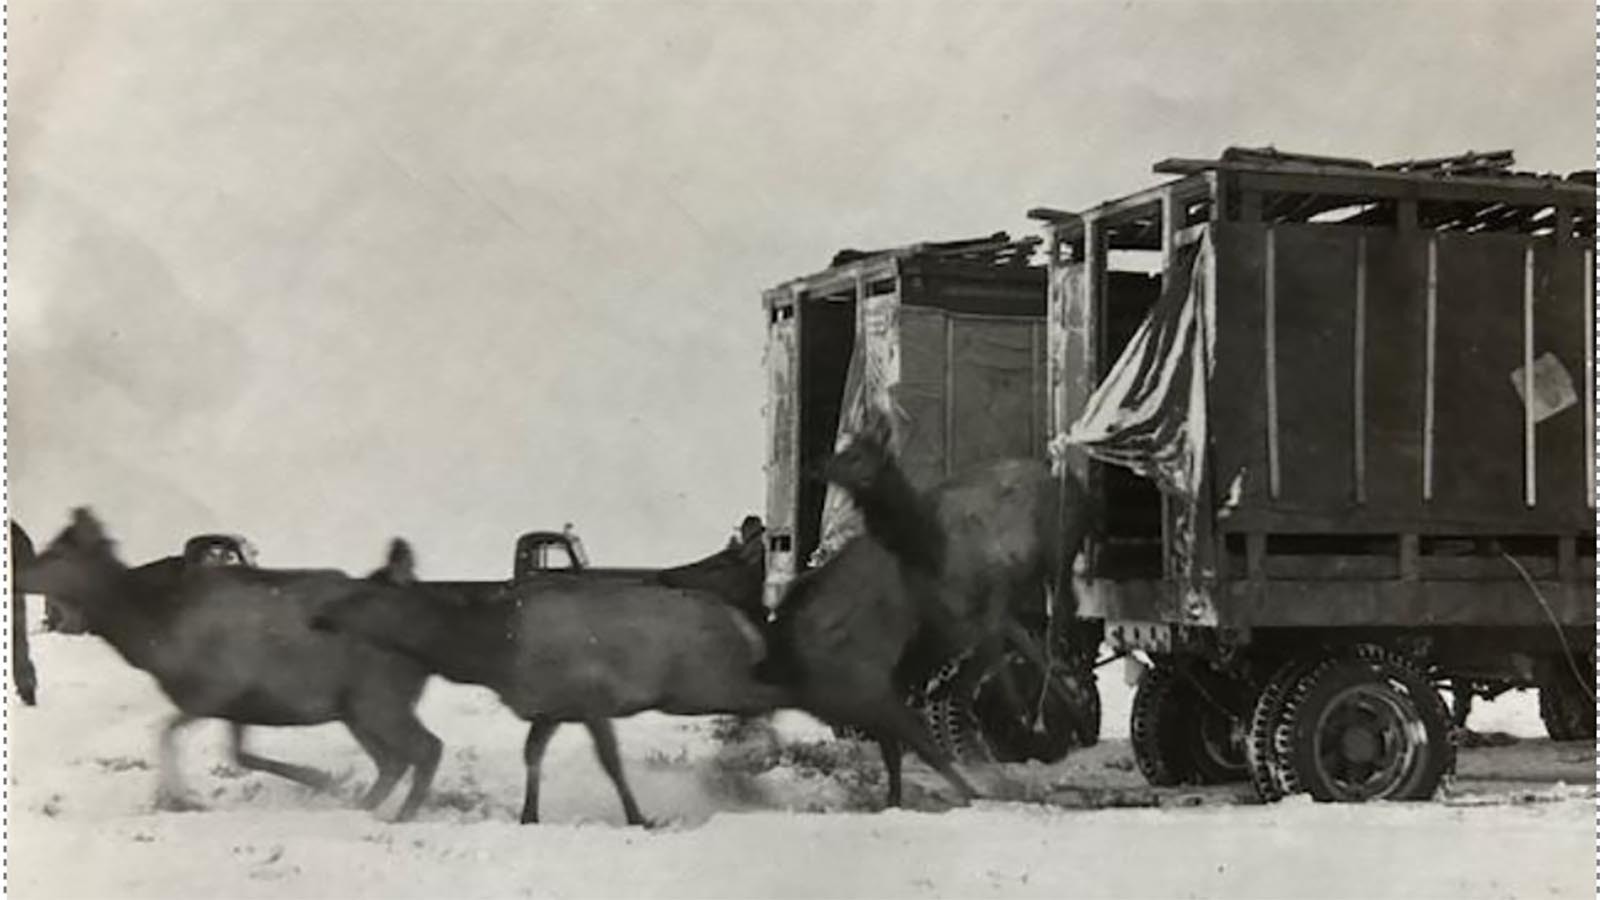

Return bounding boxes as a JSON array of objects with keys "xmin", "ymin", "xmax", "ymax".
[{"xmin": 1051, "ymin": 234, "xmax": 1215, "ymax": 502}]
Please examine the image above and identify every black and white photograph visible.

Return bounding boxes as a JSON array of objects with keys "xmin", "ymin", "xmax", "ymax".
[{"xmin": 6, "ymin": 0, "xmax": 1597, "ymax": 897}]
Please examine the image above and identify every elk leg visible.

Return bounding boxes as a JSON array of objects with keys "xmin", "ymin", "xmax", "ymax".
[
  {"xmin": 390, "ymin": 715, "xmax": 442, "ymax": 823},
  {"xmin": 155, "ymin": 712, "xmax": 206, "ymax": 811},
  {"xmin": 583, "ymin": 718, "xmax": 648, "ymax": 827},
  {"xmin": 519, "ymin": 716, "xmax": 560, "ymax": 825},
  {"xmin": 229, "ymin": 722, "xmax": 336, "ymax": 792},
  {"xmin": 877, "ymin": 737, "xmax": 904, "ymax": 808},
  {"xmin": 12, "ymin": 590, "xmax": 35, "ymax": 706},
  {"xmin": 1005, "ymin": 619, "xmax": 1081, "ymax": 711},
  {"xmin": 344, "ymin": 720, "xmax": 406, "ymax": 811},
  {"xmin": 871, "ymin": 698, "xmax": 977, "ymax": 805}
]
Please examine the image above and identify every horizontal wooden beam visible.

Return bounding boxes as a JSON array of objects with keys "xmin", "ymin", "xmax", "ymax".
[
  {"xmin": 1031, "ymin": 173, "xmax": 1212, "ymax": 239},
  {"xmin": 1234, "ymin": 168, "xmax": 1594, "ymax": 209}
]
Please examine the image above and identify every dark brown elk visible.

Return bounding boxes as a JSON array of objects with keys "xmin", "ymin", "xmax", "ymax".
[
  {"xmin": 821, "ymin": 408, "xmax": 1100, "ymax": 747},
  {"xmin": 312, "ymin": 538, "xmax": 791, "ymax": 827},
  {"xmin": 754, "ymin": 533, "xmax": 981, "ymax": 807},
  {"xmin": 18, "ymin": 509, "xmax": 441, "ymax": 820}
]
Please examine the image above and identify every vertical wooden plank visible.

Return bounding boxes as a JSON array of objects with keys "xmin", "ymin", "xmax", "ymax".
[
  {"xmin": 1265, "ymin": 227, "xmax": 1281, "ymax": 499},
  {"xmin": 1029, "ymin": 324, "xmax": 1042, "ymax": 456},
  {"xmin": 1521, "ymin": 243, "xmax": 1537, "ymax": 507},
  {"xmin": 1354, "ymin": 233, "xmax": 1368, "ymax": 504},
  {"xmin": 1078, "ymin": 218, "xmax": 1104, "ymax": 573},
  {"xmin": 1240, "ymin": 189, "xmax": 1263, "ymax": 224},
  {"xmin": 1423, "ymin": 237, "xmax": 1438, "ymax": 503},
  {"xmin": 1588, "ymin": 247, "xmax": 1595, "ymax": 511},
  {"xmin": 1396, "ymin": 199, "xmax": 1418, "ymax": 232},
  {"xmin": 1246, "ymin": 533, "xmax": 1266, "ymax": 582},
  {"xmin": 1400, "ymin": 534, "xmax": 1419, "ymax": 582},
  {"xmin": 1160, "ymin": 188, "xmax": 1179, "ymax": 272},
  {"xmin": 1158, "ymin": 185, "xmax": 1179, "ymax": 577},
  {"xmin": 943, "ymin": 313, "xmax": 955, "ymax": 477}
]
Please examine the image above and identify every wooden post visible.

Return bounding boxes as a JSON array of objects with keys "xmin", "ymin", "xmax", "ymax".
[
  {"xmin": 1159, "ymin": 189, "xmax": 1180, "ymax": 579},
  {"xmin": 1265, "ymin": 227, "xmax": 1281, "ymax": 499},
  {"xmin": 943, "ymin": 313, "xmax": 955, "ymax": 477},
  {"xmin": 1587, "ymin": 247, "xmax": 1595, "ymax": 511},
  {"xmin": 1400, "ymin": 534, "xmax": 1420, "ymax": 582},
  {"xmin": 1354, "ymin": 233, "xmax": 1368, "ymax": 504},
  {"xmin": 1521, "ymin": 243, "xmax": 1537, "ymax": 507},
  {"xmin": 1247, "ymin": 533, "xmax": 1267, "ymax": 582},
  {"xmin": 1423, "ymin": 237, "xmax": 1438, "ymax": 503}
]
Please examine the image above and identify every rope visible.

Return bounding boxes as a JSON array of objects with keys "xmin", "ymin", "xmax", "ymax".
[{"xmin": 1501, "ymin": 551, "xmax": 1596, "ymax": 704}]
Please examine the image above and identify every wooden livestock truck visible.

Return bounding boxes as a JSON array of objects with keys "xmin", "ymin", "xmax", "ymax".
[
  {"xmin": 1031, "ymin": 147, "xmax": 1596, "ymax": 802},
  {"xmin": 762, "ymin": 233, "xmax": 1102, "ymax": 764}
]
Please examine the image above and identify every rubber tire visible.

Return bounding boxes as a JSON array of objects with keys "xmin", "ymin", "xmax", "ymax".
[
  {"xmin": 1129, "ymin": 664, "xmax": 1194, "ymax": 786},
  {"xmin": 1276, "ymin": 647, "xmax": 1454, "ymax": 803},
  {"xmin": 923, "ymin": 657, "xmax": 1096, "ymax": 765},
  {"xmin": 1538, "ymin": 656, "xmax": 1596, "ymax": 742},
  {"xmin": 1247, "ymin": 658, "xmax": 1318, "ymax": 802},
  {"xmin": 1183, "ymin": 666, "xmax": 1252, "ymax": 785}
]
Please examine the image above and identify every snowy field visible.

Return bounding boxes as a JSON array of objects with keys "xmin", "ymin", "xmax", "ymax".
[{"xmin": 8, "ymin": 629, "xmax": 1595, "ymax": 900}]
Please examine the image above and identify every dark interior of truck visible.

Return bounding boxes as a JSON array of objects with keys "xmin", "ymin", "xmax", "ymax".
[
  {"xmin": 1095, "ymin": 270, "xmax": 1168, "ymax": 579},
  {"xmin": 796, "ymin": 294, "xmax": 857, "ymax": 564}
]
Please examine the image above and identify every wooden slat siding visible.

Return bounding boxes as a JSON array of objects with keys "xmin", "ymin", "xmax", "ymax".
[
  {"xmin": 1363, "ymin": 230, "xmax": 1427, "ymax": 521},
  {"xmin": 894, "ymin": 307, "xmax": 948, "ymax": 491},
  {"xmin": 1559, "ymin": 536, "xmax": 1577, "ymax": 582},
  {"xmin": 1530, "ymin": 243, "xmax": 1586, "ymax": 519},
  {"xmin": 1588, "ymin": 246, "xmax": 1595, "ymax": 511},
  {"xmin": 1435, "ymin": 233, "xmax": 1527, "ymax": 518},
  {"xmin": 1265, "ymin": 227, "xmax": 1281, "ymax": 499},
  {"xmin": 943, "ymin": 313, "xmax": 955, "ymax": 477},
  {"xmin": 1274, "ymin": 225, "xmax": 1359, "ymax": 510},
  {"xmin": 1423, "ymin": 236, "xmax": 1438, "ymax": 502},
  {"xmin": 1354, "ymin": 233, "xmax": 1369, "ymax": 504},
  {"xmin": 1523, "ymin": 243, "xmax": 1537, "ymax": 507},
  {"xmin": 1209, "ymin": 225, "xmax": 1271, "ymax": 513}
]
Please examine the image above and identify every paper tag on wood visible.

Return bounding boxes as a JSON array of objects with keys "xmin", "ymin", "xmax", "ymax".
[{"xmin": 1509, "ymin": 352, "xmax": 1578, "ymax": 423}]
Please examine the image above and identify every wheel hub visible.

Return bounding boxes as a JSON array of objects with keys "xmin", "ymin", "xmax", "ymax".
[
  {"xmin": 1339, "ymin": 726, "xmax": 1380, "ymax": 763},
  {"xmin": 1314, "ymin": 685, "xmax": 1420, "ymax": 800}
]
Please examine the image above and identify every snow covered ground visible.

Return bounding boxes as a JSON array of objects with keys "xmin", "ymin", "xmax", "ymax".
[{"xmin": 8, "ymin": 630, "xmax": 1595, "ymax": 899}]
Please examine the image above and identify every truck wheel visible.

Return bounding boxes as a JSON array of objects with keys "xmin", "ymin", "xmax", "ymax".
[
  {"xmin": 1130, "ymin": 664, "xmax": 1193, "ymax": 785},
  {"xmin": 1538, "ymin": 655, "xmax": 1595, "ymax": 742},
  {"xmin": 923, "ymin": 648, "xmax": 1099, "ymax": 765},
  {"xmin": 1276, "ymin": 647, "xmax": 1453, "ymax": 802},
  {"xmin": 1184, "ymin": 665, "xmax": 1252, "ymax": 785},
  {"xmin": 1247, "ymin": 658, "xmax": 1317, "ymax": 802},
  {"xmin": 1131, "ymin": 662, "xmax": 1251, "ymax": 788}
]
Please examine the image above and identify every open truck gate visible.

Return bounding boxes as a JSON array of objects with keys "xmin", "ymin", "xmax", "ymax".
[
  {"xmin": 1032, "ymin": 147, "xmax": 1597, "ymax": 803},
  {"xmin": 762, "ymin": 234, "xmax": 1104, "ymax": 763}
]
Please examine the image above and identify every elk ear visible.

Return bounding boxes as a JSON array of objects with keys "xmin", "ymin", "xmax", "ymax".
[
  {"xmin": 384, "ymin": 538, "xmax": 417, "ymax": 584},
  {"xmin": 68, "ymin": 507, "xmax": 109, "ymax": 547},
  {"xmin": 858, "ymin": 405, "xmax": 894, "ymax": 449}
]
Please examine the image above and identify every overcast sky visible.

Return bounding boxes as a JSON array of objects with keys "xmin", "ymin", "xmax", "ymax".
[{"xmin": 9, "ymin": 0, "xmax": 1594, "ymax": 576}]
